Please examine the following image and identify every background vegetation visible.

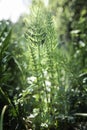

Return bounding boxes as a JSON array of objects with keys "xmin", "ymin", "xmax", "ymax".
[{"xmin": 0, "ymin": 0, "xmax": 87, "ymax": 130}]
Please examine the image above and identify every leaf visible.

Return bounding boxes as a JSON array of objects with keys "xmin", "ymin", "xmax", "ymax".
[
  {"xmin": 0, "ymin": 87, "xmax": 11, "ymax": 104},
  {"xmin": 0, "ymin": 105, "xmax": 7, "ymax": 130},
  {"xmin": 71, "ymin": 30, "xmax": 80, "ymax": 34},
  {"xmin": 1, "ymin": 29, "xmax": 12, "ymax": 52},
  {"xmin": 12, "ymin": 56, "xmax": 23, "ymax": 73}
]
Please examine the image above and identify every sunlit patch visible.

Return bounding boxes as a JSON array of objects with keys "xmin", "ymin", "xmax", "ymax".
[
  {"xmin": 44, "ymin": 0, "xmax": 49, "ymax": 7},
  {"xmin": 0, "ymin": 0, "xmax": 30, "ymax": 23}
]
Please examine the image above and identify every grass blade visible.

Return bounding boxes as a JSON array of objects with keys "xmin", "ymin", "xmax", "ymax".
[{"xmin": 0, "ymin": 105, "xmax": 7, "ymax": 130}]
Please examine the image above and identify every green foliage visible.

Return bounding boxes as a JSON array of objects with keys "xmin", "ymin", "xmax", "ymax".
[
  {"xmin": 0, "ymin": 0, "xmax": 87, "ymax": 130},
  {"xmin": 22, "ymin": 4, "xmax": 71, "ymax": 129},
  {"xmin": 48, "ymin": 0, "xmax": 87, "ymax": 129},
  {"xmin": 0, "ymin": 20, "xmax": 29, "ymax": 130}
]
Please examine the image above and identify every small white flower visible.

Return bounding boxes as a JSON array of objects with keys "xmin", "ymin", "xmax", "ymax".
[
  {"xmin": 79, "ymin": 41, "xmax": 85, "ymax": 47},
  {"xmin": 45, "ymin": 80, "xmax": 51, "ymax": 87},
  {"xmin": 27, "ymin": 76, "xmax": 36, "ymax": 84},
  {"xmin": 43, "ymin": 70, "xmax": 48, "ymax": 76},
  {"xmin": 41, "ymin": 123, "xmax": 48, "ymax": 127}
]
